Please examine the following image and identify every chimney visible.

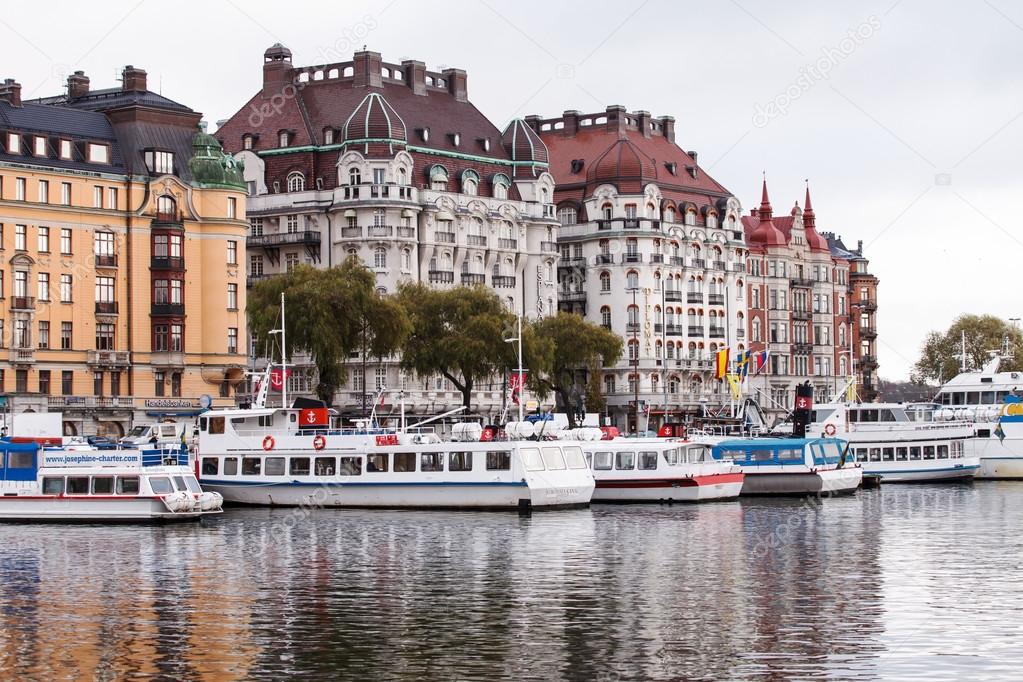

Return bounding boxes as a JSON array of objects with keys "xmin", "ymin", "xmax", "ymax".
[
  {"xmin": 442, "ymin": 68, "xmax": 467, "ymax": 102},
  {"xmin": 634, "ymin": 110, "xmax": 651, "ymax": 138},
  {"xmin": 402, "ymin": 60, "xmax": 427, "ymax": 96},
  {"xmin": 562, "ymin": 110, "xmax": 580, "ymax": 136},
  {"xmin": 262, "ymin": 43, "xmax": 293, "ymax": 98},
  {"xmin": 0, "ymin": 79, "xmax": 21, "ymax": 107},
  {"xmin": 659, "ymin": 115, "xmax": 675, "ymax": 143},
  {"xmin": 122, "ymin": 65, "xmax": 147, "ymax": 92},
  {"xmin": 524, "ymin": 115, "xmax": 543, "ymax": 136},
  {"xmin": 67, "ymin": 71, "xmax": 90, "ymax": 99},
  {"xmin": 857, "ymin": 239, "xmax": 863, "ymax": 255},
  {"xmin": 353, "ymin": 50, "xmax": 382, "ymax": 88},
  {"xmin": 605, "ymin": 105, "xmax": 627, "ymax": 136}
]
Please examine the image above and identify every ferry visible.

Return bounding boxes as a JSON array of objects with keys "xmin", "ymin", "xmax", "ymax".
[
  {"xmin": 709, "ymin": 437, "xmax": 863, "ymax": 496},
  {"xmin": 582, "ymin": 439, "xmax": 744, "ymax": 503},
  {"xmin": 805, "ymin": 402, "xmax": 979, "ymax": 483},
  {"xmin": 0, "ymin": 441, "xmax": 223, "ymax": 522},
  {"xmin": 933, "ymin": 353, "xmax": 1023, "ymax": 479}
]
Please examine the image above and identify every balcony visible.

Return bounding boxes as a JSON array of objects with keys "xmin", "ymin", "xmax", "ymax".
[
  {"xmin": 95, "ymin": 254, "xmax": 118, "ymax": 268},
  {"xmin": 712, "ymin": 260, "xmax": 726, "ymax": 270},
  {"xmin": 466, "ymin": 235, "xmax": 488, "ymax": 247},
  {"xmin": 154, "ymin": 210, "xmax": 183, "ymax": 226},
  {"xmin": 731, "ymin": 263, "xmax": 745, "ymax": 272},
  {"xmin": 626, "ymin": 322, "xmax": 640, "ymax": 334},
  {"xmin": 428, "ymin": 270, "xmax": 454, "ymax": 284},
  {"xmin": 669, "ymin": 256, "xmax": 684, "ymax": 266},
  {"xmin": 498, "ymin": 238, "xmax": 518, "ymax": 250},
  {"xmin": 461, "ymin": 273, "xmax": 486, "ymax": 285},
  {"xmin": 664, "ymin": 290, "xmax": 683, "ymax": 302},
  {"xmin": 9, "ymin": 348, "xmax": 34, "ymax": 364},
  {"xmin": 246, "ymin": 273, "xmax": 273, "ymax": 288},
  {"xmin": 594, "ymin": 254, "xmax": 614, "ymax": 265},
  {"xmin": 792, "ymin": 343, "xmax": 813, "ymax": 354},
  {"xmin": 689, "ymin": 258, "xmax": 706, "ymax": 269},
  {"xmin": 792, "ymin": 309, "xmax": 812, "ymax": 321},
  {"xmin": 688, "ymin": 325, "xmax": 704, "ymax": 336},
  {"xmin": 397, "ymin": 226, "xmax": 416, "ymax": 239},
  {"xmin": 666, "ymin": 324, "xmax": 684, "ymax": 336},
  {"xmin": 48, "ymin": 395, "xmax": 135, "ymax": 410},
  {"xmin": 860, "ymin": 326, "xmax": 878, "ymax": 340},
  {"xmin": 736, "ymin": 329, "xmax": 745, "ymax": 340},
  {"xmin": 150, "ymin": 351, "xmax": 185, "ymax": 368},
  {"xmin": 861, "ymin": 354, "xmax": 879, "ymax": 368},
  {"xmin": 654, "ymin": 323, "xmax": 663, "ymax": 333},
  {"xmin": 493, "ymin": 275, "xmax": 516, "ymax": 288},
  {"xmin": 709, "ymin": 326, "xmax": 725, "ymax": 339},
  {"xmin": 650, "ymin": 254, "xmax": 664, "ymax": 264},
  {"xmin": 249, "ymin": 230, "xmax": 321, "ymax": 248},
  {"xmin": 151, "ymin": 303, "xmax": 182, "ymax": 316},
  {"xmin": 623, "ymin": 253, "xmax": 643, "ymax": 264},
  {"xmin": 340, "ymin": 183, "xmax": 417, "ymax": 202},
  {"xmin": 559, "ymin": 291, "xmax": 587, "ymax": 303},
  {"xmin": 151, "ymin": 256, "xmax": 184, "ymax": 270},
  {"xmin": 368, "ymin": 225, "xmax": 393, "ymax": 238},
  {"xmin": 687, "ymin": 291, "xmax": 704, "ymax": 304},
  {"xmin": 10, "ymin": 296, "xmax": 35, "ymax": 311},
  {"xmin": 595, "ymin": 218, "xmax": 661, "ymax": 232},
  {"xmin": 435, "ymin": 231, "xmax": 456, "ymax": 243},
  {"xmin": 340, "ymin": 226, "xmax": 363, "ymax": 239},
  {"xmin": 707, "ymin": 293, "xmax": 725, "ymax": 305},
  {"xmin": 540, "ymin": 241, "xmax": 558, "ymax": 253},
  {"xmin": 95, "ymin": 301, "xmax": 119, "ymax": 315},
  {"xmin": 87, "ymin": 349, "xmax": 130, "ymax": 367},
  {"xmin": 558, "ymin": 257, "xmax": 586, "ymax": 269},
  {"xmin": 859, "ymin": 300, "xmax": 878, "ymax": 312},
  {"xmin": 790, "ymin": 277, "xmax": 813, "ymax": 288}
]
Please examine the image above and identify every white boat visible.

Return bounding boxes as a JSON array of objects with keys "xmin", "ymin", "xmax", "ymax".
[
  {"xmin": 806, "ymin": 402, "xmax": 980, "ymax": 483},
  {"xmin": 933, "ymin": 354, "xmax": 1023, "ymax": 479},
  {"xmin": 708, "ymin": 437, "xmax": 863, "ymax": 496},
  {"xmin": 582, "ymin": 439, "xmax": 744, "ymax": 502},
  {"xmin": 0, "ymin": 441, "xmax": 223, "ymax": 522}
]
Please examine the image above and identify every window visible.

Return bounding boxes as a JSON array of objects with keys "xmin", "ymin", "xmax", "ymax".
[
  {"xmin": 393, "ymin": 452, "xmax": 416, "ymax": 472},
  {"xmin": 278, "ymin": 131, "xmax": 289, "ymax": 148},
  {"xmin": 37, "ymin": 226, "xmax": 49, "ymax": 252},
  {"xmin": 615, "ymin": 452, "xmax": 636, "ymax": 470},
  {"xmin": 15, "ymin": 224, "xmax": 26, "ymax": 250},
  {"xmin": 639, "ymin": 451, "xmax": 659, "ymax": 470},
  {"xmin": 227, "ymin": 197, "xmax": 237, "ymax": 219},
  {"xmin": 449, "ymin": 452, "xmax": 473, "ymax": 472},
  {"xmin": 107, "ymin": 187, "xmax": 117, "ymax": 209},
  {"xmin": 420, "ymin": 453, "xmax": 444, "ymax": 472},
  {"xmin": 59, "ymin": 139, "xmax": 72, "ymax": 159},
  {"xmin": 7, "ymin": 133, "xmax": 20, "ymax": 154},
  {"xmin": 227, "ymin": 283, "xmax": 238, "ymax": 310},
  {"xmin": 171, "ymin": 371, "xmax": 182, "ymax": 397},
  {"xmin": 349, "ymin": 168, "xmax": 361, "ymax": 185},
  {"xmin": 38, "ymin": 180, "xmax": 49, "ymax": 203},
  {"xmin": 366, "ymin": 454, "xmax": 388, "ymax": 473},
  {"xmin": 87, "ymin": 143, "xmax": 109, "ymax": 163},
  {"xmin": 61, "ymin": 322, "xmax": 72, "ymax": 349},
  {"xmin": 242, "ymin": 135, "xmax": 254, "ymax": 151},
  {"xmin": 144, "ymin": 149, "xmax": 175, "ymax": 174},
  {"xmin": 93, "ymin": 371, "xmax": 103, "ymax": 396},
  {"xmin": 15, "ymin": 177, "xmax": 25, "ymax": 201},
  {"xmin": 38, "ymin": 369, "xmax": 50, "ymax": 394},
  {"xmin": 227, "ymin": 240, "xmax": 237, "ymax": 265},
  {"xmin": 95, "ymin": 323, "xmax": 114, "ymax": 350},
  {"xmin": 285, "ymin": 252, "xmax": 299, "ymax": 272},
  {"xmin": 15, "ymin": 320, "xmax": 29, "ymax": 349},
  {"xmin": 600, "ymin": 271, "xmax": 611, "ymax": 292},
  {"xmin": 93, "ymin": 185, "xmax": 102, "ymax": 208},
  {"xmin": 37, "ymin": 321, "xmax": 49, "ymax": 349},
  {"xmin": 486, "ymin": 451, "xmax": 511, "ymax": 470},
  {"xmin": 228, "ymin": 327, "xmax": 238, "ymax": 354},
  {"xmin": 374, "ymin": 247, "xmax": 387, "ymax": 269},
  {"xmin": 624, "ymin": 204, "xmax": 637, "ymax": 219},
  {"xmin": 95, "ymin": 276, "xmax": 114, "ymax": 304},
  {"xmin": 94, "ymin": 231, "xmax": 114, "ymax": 258},
  {"xmin": 37, "ymin": 273, "xmax": 49, "ymax": 301},
  {"xmin": 60, "ymin": 182, "xmax": 71, "ymax": 206},
  {"xmin": 62, "ymin": 370, "xmax": 73, "ymax": 395},
  {"xmin": 170, "ymin": 325, "xmax": 183, "ymax": 352},
  {"xmin": 60, "ymin": 228, "xmax": 72, "ymax": 254},
  {"xmin": 242, "ymin": 457, "xmax": 262, "ymax": 476},
  {"xmin": 154, "ymin": 371, "xmax": 165, "ymax": 396}
]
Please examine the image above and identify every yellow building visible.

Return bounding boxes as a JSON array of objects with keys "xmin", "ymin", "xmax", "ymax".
[{"xmin": 0, "ymin": 67, "xmax": 247, "ymax": 437}]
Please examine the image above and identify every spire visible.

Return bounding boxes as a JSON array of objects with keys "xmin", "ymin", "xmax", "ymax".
[
  {"xmin": 803, "ymin": 180, "xmax": 815, "ymax": 229},
  {"xmin": 759, "ymin": 174, "xmax": 773, "ymax": 221}
]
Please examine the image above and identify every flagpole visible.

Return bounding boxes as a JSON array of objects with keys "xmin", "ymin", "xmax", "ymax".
[{"xmin": 280, "ymin": 292, "xmax": 287, "ymax": 410}]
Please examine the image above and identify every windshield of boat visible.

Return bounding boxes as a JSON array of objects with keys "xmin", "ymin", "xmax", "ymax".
[{"xmin": 126, "ymin": 425, "xmax": 149, "ymax": 438}]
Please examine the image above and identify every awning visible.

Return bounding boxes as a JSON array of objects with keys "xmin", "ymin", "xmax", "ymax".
[
  {"xmin": 146, "ymin": 410, "xmax": 203, "ymax": 417},
  {"xmin": 343, "ymin": 208, "xmax": 357, "ymax": 218},
  {"xmin": 435, "ymin": 210, "xmax": 454, "ymax": 221},
  {"xmin": 401, "ymin": 208, "xmax": 415, "ymax": 218}
]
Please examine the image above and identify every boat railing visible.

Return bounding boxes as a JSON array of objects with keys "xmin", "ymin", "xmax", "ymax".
[
  {"xmin": 140, "ymin": 446, "xmax": 189, "ymax": 467},
  {"xmin": 229, "ymin": 426, "xmax": 438, "ymax": 439}
]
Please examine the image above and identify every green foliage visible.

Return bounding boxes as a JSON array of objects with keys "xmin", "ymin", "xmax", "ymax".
[
  {"xmin": 913, "ymin": 314, "xmax": 1023, "ymax": 383},
  {"xmin": 530, "ymin": 312, "xmax": 623, "ymax": 428},
  {"xmin": 397, "ymin": 284, "xmax": 516, "ymax": 412},
  {"xmin": 247, "ymin": 261, "xmax": 409, "ymax": 404}
]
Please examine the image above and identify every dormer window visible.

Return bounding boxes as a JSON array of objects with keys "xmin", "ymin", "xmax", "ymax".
[
  {"xmin": 33, "ymin": 136, "xmax": 47, "ymax": 156},
  {"xmin": 570, "ymin": 159, "xmax": 584, "ymax": 174},
  {"xmin": 87, "ymin": 143, "xmax": 109, "ymax": 164},
  {"xmin": 278, "ymin": 131, "xmax": 290, "ymax": 148},
  {"xmin": 7, "ymin": 132, "xmax": 20, "ymax": 154},
  {"xmin": 430, "ymin": 165, "xmax": 448, "ymax": 191},
  {"xmin": 665, "ymin": 161, "xmax": 677, "ymax": 175},
  {"xmin": 417, "ymin": 128, "xmax": 430, "ymax": 142},
  {"xmin": 450, "ymin": 133, "xmax": 461, "ymax": 147},
  {"xmin": 461, "ymin": 170, "xmax": 479, "ymax": 196},
  {"xmin": 492, "ymin": 173, "xmax": 511, "ymax": 200},
  {"xmin": 59, "ymin": 139, "xmax": 72, "ymax": 159},
  {"xmin": 478, "ymin": 138, "xmax": 491, "ymax": 152},
  {"xmin": 144, "ymin": 149, "xmax": 175, "ymax": 175},
  {"xmin": 323, "ymin": 129, "xmax": 334, "ymax": 145},
  {"xmin": 287, "ymin": 172, "xmax": 305, "ymax": 193},
  {"xmin": 242, "ymin": 135, "xmax": 254, "ymax": 150},
  {"xmin": 348, "ymin": 168, "xmax": 361, "ymax": 185}
]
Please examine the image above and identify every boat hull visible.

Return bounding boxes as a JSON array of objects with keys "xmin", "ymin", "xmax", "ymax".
[
  {"xmin": 739, "ymin": 467, "xmax": 862, "ymax": 496},
  {"xmin": 592, "ymin": 473, "xmax": 744, "ymax": 502},
  {"xmin": 966, "ymin": 439, "xmax": 1023, "ymax": 478},
  {"xmin": 863, "ymin": 462, "xmax": 980, "ymax": 483},
  {"xmin": 0, "ymin": 496, "xmax": 216, "ymax": 522}
]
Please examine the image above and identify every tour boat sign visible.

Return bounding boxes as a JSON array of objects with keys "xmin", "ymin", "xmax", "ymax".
[{"xmin": 42, "ymin": 450, "xmax": 143, "ymax": 468}]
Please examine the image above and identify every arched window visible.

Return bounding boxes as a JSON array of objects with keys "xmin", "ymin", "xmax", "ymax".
[
  {"xmin": 600, "ymin": 271, "xmax": 611, "ymax": 292},
  {"xmin": 664, "ymin": 206, "xmax": 675, "ymax": 223},
  {"xmin": 373, "ymin": 247, "xmax": 387, "ymax": 269},
  {"xmin": 626, "ymin": 270, "xmax": 639, "ymax": 290},
  {"xmin": 493, "ymin": 174, "xmax": 511, "ymax": 200},
  {"xmin": 348, "ymin": 168, "xmax": 361, "ymax": 186},
  {"xmin": 604, "ymin": 375, "xmax": 616, "ymax": 394},
  {"xmin": 558, "ymin": 207, "xmax": 577, "ymax": 226},
  {"xmin": 346, "ymin": 248, "xmax": 359, "ymax": 263},
  {"xmin": 646, "ymin": 203, "xmax": 656, "ymax": 219},
  {"xmin": 463, "ymin": 178, "xmax": 478, "ymax": 196},
  {"xmin": 540, "ymin": 187, "xmax": 549, "ymax": 203},
  {"xmin": 396, "ymin": 167, "xmax": 407, "ymax": 186},
  {"xmin": 545, "ymin": 261, "xmax": 554, "ymax": 281},
  {"xmin": 627, "ymin": 305, "xmax": 639, "ymax": 326},
  {"xmin": 600, "ymin": 306, "xmax": 612, "ymax": 328},
  {"xmin": 627, "ymin": 339, "xmax": 639, "ymax": 360},
  {"xmin": 685, "ymin": 210, "xmax": 696, "ymax": 226},
  {"xmin": 706, "ymin": 213, "xmax": 718, "ymax": 228},
  {"xmin": 401, "ymin": 249, "xmax": 411, "ymax": 271},
  {"xmin": 156, "ymin": 194, "xmax": 176, "ymax": 217},
  {"xmin": 287, "ymin": 172, "xmax": 305, "ymax": 193},
  {"xmin": 430, "ymin": 166, "xmax": 448, "ymax": 191},
  {"xmin": 669, "ymin": 375, "xmax": 680, "ymax": 394},
  {"xmin": 602, "ymin": 203, "xmax": 613, "ymax": 220}
]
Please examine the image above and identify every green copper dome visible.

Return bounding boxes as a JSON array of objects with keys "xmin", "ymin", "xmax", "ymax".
[{"xmin": 189, "ymin": 122, "xmax": 246, "ymax": 190}]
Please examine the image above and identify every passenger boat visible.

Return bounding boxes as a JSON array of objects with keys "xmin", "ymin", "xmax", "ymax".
[
  {"xmin": 933, "ymin": 353, "xmax": 1023, "ymax": 479},
  {"xmin": 581, "ymin": 439, "xmax": 743, "ymax": 502},
  {"xmin": 709, "ymin": 437, "xmax": 863, "ymax": 496},
  {"xmin": 805, "ymin": 402, "xmax": 980, "ymax": 482},
  {"xmin": 0, "ymin": 441, "xmax": 223, "ymax": 522}
]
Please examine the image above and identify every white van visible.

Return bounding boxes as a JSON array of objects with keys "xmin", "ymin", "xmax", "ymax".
[{"xmin": 120, "ymin": 422, "xmax": 187, "ymax": 446}]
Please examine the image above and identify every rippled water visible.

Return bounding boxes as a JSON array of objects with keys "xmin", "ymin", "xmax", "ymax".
[{"xmin": 2, "ymin": 483, "xmax": 1023, "ymax": 680}]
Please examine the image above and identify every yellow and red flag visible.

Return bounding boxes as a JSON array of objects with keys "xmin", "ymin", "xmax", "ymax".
[{"xmin": 714, "ymin": 347, "xmax": 730, "ymax": 380}]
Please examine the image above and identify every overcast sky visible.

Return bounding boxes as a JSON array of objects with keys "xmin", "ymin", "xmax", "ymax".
[{"xmin": 4, "ymin": 0, "xmax": 1021, "ymax": 381}]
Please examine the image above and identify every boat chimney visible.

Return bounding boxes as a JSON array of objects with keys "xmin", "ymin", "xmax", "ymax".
[{"xmin": 792, "ymin": 382, "xmax": 814, "ymax": 439}]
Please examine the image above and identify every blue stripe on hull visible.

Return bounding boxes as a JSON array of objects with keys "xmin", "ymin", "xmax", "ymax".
[{"xmin": 200, "ymin": 478, "xmax": 528, "ymax": 488}]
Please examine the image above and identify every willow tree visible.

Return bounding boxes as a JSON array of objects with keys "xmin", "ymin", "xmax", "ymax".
[
  {"xmin": 397, "ymin": 283, "xmax": 515, "ymax": 413},
  {"xmin": 248, "ymin": 261, "xmax": 408, "ymax": 404},
  {"xmin": 530, "ymin": 312, "xmax": 623, "ymax": 428},
  {"xmin": 913, "ymin": 314, "xmax": 1023, "ymax": 383}
]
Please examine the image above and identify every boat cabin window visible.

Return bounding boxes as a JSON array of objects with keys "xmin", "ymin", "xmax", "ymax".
[
  {"xmin": 909, "ymin": 446, "xmax": 921, "ymax": 460},
  {"xmin": 663, "ymin": 449, "xmax": 678, "ymax": 465},
  {"xmin": 258, "ymin": 415, "xmax": 273, "ymax": 427},
  {"xmin": 449, "ymin": 452, "xmax": 473, "ymax": 472},
  {"xmin": 393, "ymin": 453, "xmax": 416, "ymax": 472},
  {"xmin": 639, "ymin": 451, "xmax": 658, "ymax": 470},
  {"xmin": 977, "ymin": 429, "xmax": 991, "ymax": 438},
  {"xmin": 855, "ymin": 448, "xmax": 868, "ymax": 462},
  {"xmin": 687, "ymin": 446, "xmax": 708, "ymax": 463},
  {"xmin": 966, "ymin": 392, "xmax": 979, "ymax": 404},
  {"xmin": 938, "ymin": 444, "xmax": 949, "ymax": 458},
  {"xmin": 67, "ymin": 476, "xmax": 90, "ymax": 494},
  {"xmin": 184, "ymin": 476, "xmax": 201, "ymax": 493},
  {"xmin": 201, "ymin": 458, "xmax": 219, "ymax": 475},
  {"xmin": 291, "ymin": 457, "xmax": 311, "ymax": 476},
  {"xmin": 923, "ymin": 446, "xmax": 935, "ymax": 460},
  {"xmin": 615, "ymin": 452, "xmax": 635, "ymax": 470},
  {"xmin": 750, "ymin": 449, "xmax": 774, "ymax": 462},
  {"xmin": 149, "ymin": 477, "xmax": 173, "ymax": 494},
  {"xmin": 592, "ymin": 452, "xmax": 613, "ymax": 470},
  {"xmin": 172, "ymin": 476, "xmax": 188, "ymax": 491},
  {"xmin": 265, "ymin": 457, "xmax": 286, "ymax": 476},
  {"xmin": 421, "ymin": 453, "xmax": 444, "ymax": 472},
  {"xmin": 563, "ymin": 446, "xmax": 587, "ymax": 469},
  {"xmin": 315, "ymin": 457, "xmax": 336, "ymax": 476},
  {"xmin": 896, "ymin": 447, "xmax": 908, "ymax": 461},
  {"xmin": 366, "ymin": 454, "xmax": 388, "ymax": 473},
  {"xmin": 869, "ymin": 448, "xmax": 881, "ymax": 462},
  {"xmin": 208, "ymin": 417, "xmax": 225, "ymax": 434},
  {"xmin": 981, "ymin": 391, "xmax": 995, "ymax": 404},
  {"xmin": 116, "ymin": 476, "xmax": 140, "ymax": 494},
  {"xmin": 521, "ymin": 448, "xmax": 545, "ymax": 472},
  {"xmin": 339, "ymin": 457, "xmax": 361, "ymax": 476},
  {"xmin": 43, "ymin": 477, "xmax": 64, "ymax": 495},
  {"xmin": 7, "ymin": 451, "xmax": 34, "ymax": 468},
  {"xmin": 242, "ymin": 457, "xmax": 262, "ymax": 475},
  {"xmin": 487, "ymin": 451, "xmax": 511, "ymax": 471},
  {"xmin": 223, "ymin": 457, "xmax": 239, "ymax": 475},
  {"xmin": 542, "ymin": 447, "xmax": 567, "ymax": 471},
  {"xmin": 882, "ymin": 448, "xmax": 894, "ymax": 461}
]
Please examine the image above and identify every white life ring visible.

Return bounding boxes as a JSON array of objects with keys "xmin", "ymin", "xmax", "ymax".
[
  {"xmin": 262, "ymin": 435, "xmax": 275, "ymax": 451},
  {"xmin": 824, "ymin": 424, "xmax": 837, "ymax": 437},
  {"xmin": 312, "ymin": 434, "xmax": 326, "ymax": 451}
]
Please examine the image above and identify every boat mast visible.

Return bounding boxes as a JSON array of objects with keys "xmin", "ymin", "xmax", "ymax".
[
  {"xmin": 517, "ymin": 313, "xmax": 524, "ymax": 424},
  {"xmin": 280, "ymin": 293, "xmax": 288, "ymax": 410}
]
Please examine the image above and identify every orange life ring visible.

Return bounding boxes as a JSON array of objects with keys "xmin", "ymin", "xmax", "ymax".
[
  {"xmin": 262, "ymin": 435, "xmax": 275, "ymax": 451},
  {"xmin": 824, "ymin": 424, "xmax": 837, "ymax": 437},
  {"xmin": 312, "ymin": 434, "xmax": 326, "ymax": 451}
]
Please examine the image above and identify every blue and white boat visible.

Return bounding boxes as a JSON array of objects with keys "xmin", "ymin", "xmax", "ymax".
[
  {"xmin": 0, "ymin": 442, "xmax": 222, "ymax": 522},
  {"xmin": 709, "ymin": 437, "xmax": 863, "ymax": 496}
]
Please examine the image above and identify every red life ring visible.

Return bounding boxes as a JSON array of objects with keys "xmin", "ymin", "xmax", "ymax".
[
  {"xmin": 824, "ymin": 424, "xmax": 837, "ymax": 437},
  {"xmin": 312, "ymin": 434, "xmax": 326, "ymax": 451},
  {"xmin": 262, "ymin": 435, "xmax": 275, "ymax": 451}
]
